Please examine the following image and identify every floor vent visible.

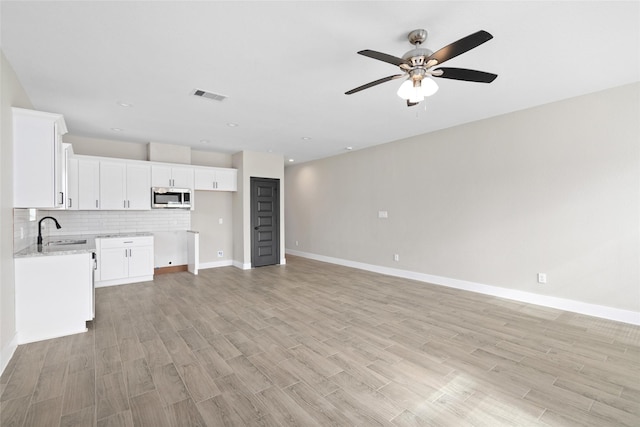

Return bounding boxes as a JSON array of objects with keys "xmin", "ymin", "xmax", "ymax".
[{"xmin": 191, "ymin": 89, "xmax": 227, "ymax": 102}]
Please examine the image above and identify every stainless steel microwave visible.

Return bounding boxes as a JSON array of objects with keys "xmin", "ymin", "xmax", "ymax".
[{"xmin": 151, "ymin": 187, "xmax": 191, "ymax": 209}]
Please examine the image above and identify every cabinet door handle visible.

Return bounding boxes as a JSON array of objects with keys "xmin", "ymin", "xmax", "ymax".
[
  {"xmin": 128, "ymin": 200, "xmax": 131, "ymax": 208},
  {"xmin": 68, "ymin": 198, "xmax": 72, "ymax": 208},
  {"xmin": 124, "ymin": 200, "xmax": 126, "ymax": 208},
  {"xmin": 59, "ymin": 192, "xmax": 64, "ymax": 205},
  {"xmin": 96, "ymin": 200, "xmax": 99, "ymax": 208}
]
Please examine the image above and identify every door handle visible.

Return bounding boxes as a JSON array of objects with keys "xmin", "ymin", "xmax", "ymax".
[{"xmin": 254, "ymin": 226, "xmax": 259, "ymax": 230}]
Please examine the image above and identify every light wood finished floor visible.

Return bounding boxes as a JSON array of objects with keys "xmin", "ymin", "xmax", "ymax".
[{"xmin": 2, "ymin": 255, "xmax": 639, "ymax": 426}]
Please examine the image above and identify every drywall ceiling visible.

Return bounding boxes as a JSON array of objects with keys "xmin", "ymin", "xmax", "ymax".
[{"xmin": 2, "ymin": 1, "xmax": 639, "ymax": 164}]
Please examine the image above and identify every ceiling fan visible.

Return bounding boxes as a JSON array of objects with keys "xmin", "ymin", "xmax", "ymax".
[{"xmin": 345, "ymin": 29, "xmax": 497, "ymax": 107}]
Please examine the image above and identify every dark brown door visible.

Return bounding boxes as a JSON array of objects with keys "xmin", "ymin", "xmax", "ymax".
[{"xmin": 251, "ymin": 177, "xmax": 280, "ymax": 267}]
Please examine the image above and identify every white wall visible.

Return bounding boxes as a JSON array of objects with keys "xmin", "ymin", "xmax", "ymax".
[
  {"xmin": 191, "ymin": 191, "xmax": 234, "ymax": 267},
  {"xmin": 64, "ymin": 134, "xmax": 148, "ymax": 160},
  {"xmin": 1, "ymin": 51, "xmax": 34, "ymax": 373},
  {"xmin": 285, "ymin": 83, "xmax": 640, "ymax": 318}
]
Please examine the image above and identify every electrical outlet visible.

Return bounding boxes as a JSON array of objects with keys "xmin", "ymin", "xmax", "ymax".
[
  {"xmin": 378, "ymin": 210, "xmax": 389, "ymax": 219},
  {"xmin": 219, "ymin": 218, "xmax": 223, "ymax": 225},
  {"xmin": 295, "ymin": 240, "xmax": 299, "ymax": 246},
  {"xmin": 217, "ymin": 250, "xmax": 223, "ymax": 258},
  {"xmin": 537, "ymin": 273, "xmax": 547, "ymax": 284},
  {"xmin": 394, "ymin": 254, "xmax": 400, "ymax": 262}
]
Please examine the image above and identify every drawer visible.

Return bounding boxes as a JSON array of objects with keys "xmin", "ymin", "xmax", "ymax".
[{"xmin": 97, "ymin": 236, "xmax": 153, "ymax": 249}]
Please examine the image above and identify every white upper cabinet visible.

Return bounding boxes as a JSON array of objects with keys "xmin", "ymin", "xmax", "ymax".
[
  {"xmin": 66, "ymin": 154, "xmax": 237, "ymax": 210},
  {"xmin": 66, "ymin": 156, "xmax": 79, "ymax": 210},
  {"xmin": 126, "ymin": 163, "xmax": 152, "ymax": 210},
  {"xmin": 99, "ymin": 162, "xmax": 126, "ymax": 210},
  {"xmin": 100, "ymin": 161, "xmax": 151, "ymax": 210},
  {"xmin": 13, "ymin": 108, "xmax": 68, "ymax": 208},
  {"xmin": 151, "ymin": 165, "xmax": 194, "ymax": 189},
  {"xmin": 77, "ymin": 158, "xmax": 100, "ymax": 210},
  {"xmin": 194, "ymin": 167, "xmax": 237, "ymax": 191}
]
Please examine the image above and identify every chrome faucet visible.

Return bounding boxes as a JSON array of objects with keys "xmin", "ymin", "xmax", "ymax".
[{"xmin": 37, "ymin": 216, "xmax": 61, "ymax": 249}]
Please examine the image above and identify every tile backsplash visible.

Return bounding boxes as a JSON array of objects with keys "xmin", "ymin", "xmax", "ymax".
[{"xmin": 14, "ymin": 208, "xmax": 191, "ymax": 252}]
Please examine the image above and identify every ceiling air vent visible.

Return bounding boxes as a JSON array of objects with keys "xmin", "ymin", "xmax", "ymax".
[{"xmin": 191, "ymin": 88, "xmax": 227, "ymax": 102}]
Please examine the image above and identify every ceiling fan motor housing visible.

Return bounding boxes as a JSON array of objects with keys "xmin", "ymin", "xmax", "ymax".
[{"xmin": 402, "ymin": 47, "xmax": 434, "ymax": 67}]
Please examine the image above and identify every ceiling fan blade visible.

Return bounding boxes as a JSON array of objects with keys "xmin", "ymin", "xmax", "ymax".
[
  {"xmin": 407, "ymin": 100, "xmax": 419, "ymax": 107},
  {"xmin": 345, "ymin": 74, "xmax": 404, "ymax": 95},
  {"xmin": 358, "ymin": 50, "xmax": 408, "ymax": 67},
  {"xmin": 433, "ymin": 67, "xmax": 498, "ymax": 83},
  {"xmin": 427, "ymin": 30, "xmax": 493, "ymax": 66}
]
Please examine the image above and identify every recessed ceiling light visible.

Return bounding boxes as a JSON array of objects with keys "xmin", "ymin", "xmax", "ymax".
[
  {"xmin": 345, "ymin": 146, "xmax": 353, "ymax": 151},
  {"xmin": 110, "ymin": 127, "xmax": 123, "ymax": 132},
  {"xmin": 227, "ymin": 122, "xmax": 238, "ymax": 127},
  {"xmin": 116, "ymin": 102, "xmax": 132, "ymax": 107},
  {"xmin": 200, "ymin": 139, "xmax": 210, "ymax": 144},
  {"xmin": 301, "ymin": 137, "xmax": 311, "ymax": 141},
  {"xmin": 288, "ymin": 158, "xmax": 294, "ymax": 162}
]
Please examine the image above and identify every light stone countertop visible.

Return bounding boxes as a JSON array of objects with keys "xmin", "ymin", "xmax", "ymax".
[{"xmin": 14, "ymin": 232, "xmax": 154, "ymax": 258}]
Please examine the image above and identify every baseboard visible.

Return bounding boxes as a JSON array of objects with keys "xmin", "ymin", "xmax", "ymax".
[
  {"xmin": 228, "ymin": 259, "xmax": 287, "ymax": 270},
  {"xmin": 0, "ymin": 333, "xmax": 18, "ymax": 377},
  {"xmin": 286, "ymin": 249, "xmax": 640, "ymax": 326},
  {"xmin": 199, "ymin": 260, "xmax": 234, "ymax": 270},
  {"xmin": 233, "ymin": 260, "xmax": 252, "ymax": 270},
  {"xmin": 17, "ymin": 327, "xmax": 88, "ymax": 345},
  {"xmin": 95, "ymin": 275, "xmax": 154, "ymax": 288}
]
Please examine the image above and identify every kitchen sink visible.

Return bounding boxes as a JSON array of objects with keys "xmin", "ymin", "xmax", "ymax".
[{"xmin": 44, "ymin": 239, "xmax": 87, "ymax": 246}]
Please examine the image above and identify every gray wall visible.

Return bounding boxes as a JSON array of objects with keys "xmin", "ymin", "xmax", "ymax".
[{"xmin": 285, "ymin": 83, "xmax": 640, "ymax": 313}]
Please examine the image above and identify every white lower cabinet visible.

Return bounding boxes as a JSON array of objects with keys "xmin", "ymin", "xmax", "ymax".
[
  {"xmin": 15, "ymin": 253, "xmax": 93, "ymax": 344},
  {"xmin": 96, "ymin": 236, "xmax": 154, "ymax": 287}
]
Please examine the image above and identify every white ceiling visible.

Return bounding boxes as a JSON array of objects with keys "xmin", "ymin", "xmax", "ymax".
[{"xmin": 2, "ymin": 1, "xmax": 639, "ymax": 164}]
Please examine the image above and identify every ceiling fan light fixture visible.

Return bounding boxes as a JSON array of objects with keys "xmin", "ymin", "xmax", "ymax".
[
  {"xmin": 397, "ymin": 77, "xmax": 438, "ymax": 102},
  {"xmin": 397, "ymin": 79, "xmax": 417, "ymax": 100},
  {"xmin": 421, "ymin": 77, "xmax": 439, "ymax": 96}
]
